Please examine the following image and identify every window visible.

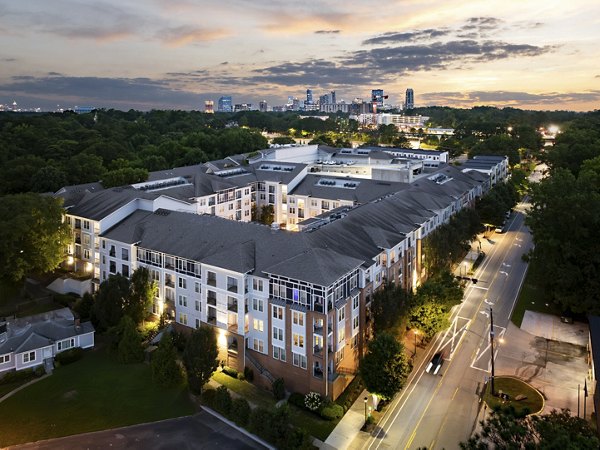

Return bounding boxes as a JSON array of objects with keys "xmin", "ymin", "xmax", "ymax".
[
  {"xmin": 179, "ymin": 313, "xmax": 188, "ymax": 325},
  {"xmin": 122, "ymin": 265, "xmax": 129, "ymax": 277},
  {"xmin": 253, "ymin": 319, "xmax": 264, "ymax": 332},
  {"xmin": 337, "ymin": 307, "xmax": 345, "ymax": 322},
  {"xmin": 272, "ymin": 305, "xmax": 283, "ymax": 320},
  {"xmin": 207, "ymin": 271, "xmax": 217, "ymax": 287},
  {"xmin": 253, "ymin": 338, "xmax": 264, "ymax": 353},
  {"xmin": 83, "ymin": 220, "xmax": 90, "ymax": 230},
  {"xmin": 195, "ymin": 282, "xmax": 200, "ymax": 293},
  {"xmin": 121, "ymin": 248, "xmax": 129, "ymax": 261},
  {"xmin": 178, "ymin": 277, "xmax": 187, "ymax": 289},
  {"xmin": 227, "ymin": 276, "xmax": 238, "ymax": 293},
  {"xmin": 109, "ymin": 245, "xmax": 116, "ymax": 257},
  {"xmin": 292, "ymin": 352, "xmax": 307, "ymax": 369},
  {"xmin": 353, "ymin": 295, "xmax": 359, "ymax": 310},
  {"xmin": 352, "ymin": 334, "xmax": 359, "ymax": 348},
  {"xmin": 0, "ymin": 354, "xmax": 10, "ymax": 364},
  {"xmin": 293, "ymin": 333, "xmax": 304, "ymax": 348},
  {"xmin": 57, "ymin": 338, "xmax": 75, "ymax": 351},
  {"xmin": 109, "ymin": 260, "xmax": 116, "ymax": 274},
  {"xmin": 272, "ymin": 326, "xmax": 284, "ymax": 341},
  {"xmin": 196, "ymin": 319, "xmax": 200, "ymax": 328},
  {"xmin": 252, "ymin": 298, "xmax": 264, "ymax": 312},
  {"xmin": 195, "ymin": 300, "xmax": 200, "ymax": 312},
  {"xmin": 178, "ymin": 295, "xmax": 187, "ymax": 307},
  {"xmin": 335, "ymin": 347, "xmax": 344, "ymax": 364},
  {"xmin": 273, "ymin": 346, "xmax": 286, "ymax": 361},
  {"xmin": 292, "ymin": 311, "xmax": 304, "ymax": 326},
  {"xmin": 23, "ymin": 351, "xmax": 36, "ymax": 363},
  {"xmin": 83, "ymin": 249, "xmax": 90, "ymax": 260},
  {"xmin": 353, "ymin": 315, "xmax": 359, "ymax": 330},
  {"xmin": 253, "ymin": 279, "xmax": 263, "ymax": 292},
  {"xmin": 338, "ymin": 327, "xmax": 345, "ymax": 343}
]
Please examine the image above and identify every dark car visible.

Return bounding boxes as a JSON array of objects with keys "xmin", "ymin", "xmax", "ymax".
[{"xmin": 426, "ymin": 352, "xmax": 445, "ymax": 375}]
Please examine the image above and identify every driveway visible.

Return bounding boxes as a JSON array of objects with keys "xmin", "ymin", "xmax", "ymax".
[
  {"xmin": 9, "ymin": 410, "xmax": 266, "ymax": 450},
  {"xmin": 496, "ymin": 312, "xmax": 591, "ymax": 417}
]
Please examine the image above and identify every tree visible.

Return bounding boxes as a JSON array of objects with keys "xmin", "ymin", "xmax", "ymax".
[
  {"xmin": 183, "ymin": 326, "xmax": 218, "ymax": 394},
  {"xmin": 117, "ymin": 315, "xmax": 144, "ymax": 364},
  {"xmin": 461, "ymin": 407, "xmax": 599, "ymax": 449},
  {"xmin": 127, "ymin": 267, "xmax": 156, "ymax": 324},
  {"xmin": 360, "ymin": 332, "xmax": 411, "ymax": 400},
  {"xmin": 371, "ymin": 284, "xmax": 411, "ymax": 334},
  {"xmin": 93, "ymin": 274, "xmax": 131, "ymax": 331},
  {"xmin": 151, "ymin": 332, "xmax": 183, "ymax": 387},
  {"xmin": 259, "ymin": 204, "xmax": 275, "ymax": 225},
  {"xmin": 0, "ymin": 193, "xmax": 71, "ymax": 282}
]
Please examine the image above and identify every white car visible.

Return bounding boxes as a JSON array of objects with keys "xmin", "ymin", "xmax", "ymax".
[{"xmin": 426, "ymin": 352, "xmax": 445, "ymax": 375}]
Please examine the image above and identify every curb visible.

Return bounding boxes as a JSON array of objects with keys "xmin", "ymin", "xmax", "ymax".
[{"xmin": 200, "ymin": 405, "xmax": 275, "ymax": 450}]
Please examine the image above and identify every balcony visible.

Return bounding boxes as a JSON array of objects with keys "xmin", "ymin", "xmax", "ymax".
[
  {"xmin": 313, "ymin": 367, "xmax": 324, "ymax": 379},
  {"xmin": 165, "ymin": 278, "xmax": 175, "ymax": 288},
  {"xmin": 109, "ymin": 250, "xmax": 116, "ymax": 258},
  {"xmin": 313, "ymin": 345, "xmax": 322, "ymax": 355},
  {"xmin": 227, "ymin": 284, "xmax": 238, "ymax": 293},
  {"xmin": 207, "ymin": 276, "xmax": 217, "ymax": 287},
  {"xmin": 314, "ymin": 302, "xmax": 324, "ymax": 313},
  {"xmin": 207, "ymin": 315, "xmax": 217, "ymax": 325},
  {"xmin": 313, "ymin": 323, "xmax": 323, "ymax": 334},
  {"xmin": 207, "ymin": 296, "xmax": 217, "ymax": 307}
]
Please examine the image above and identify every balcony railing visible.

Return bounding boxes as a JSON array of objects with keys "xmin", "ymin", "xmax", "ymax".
[
  {"xmin": 207, "ymin": 296, "xmax": 217, "ymax": 306},
  {"xmin": 313, "ymin": 345, "xmax": 322, "ymax": 355},
  {"xmin": 207, "ymin": 316, "xmax": 217, "ymax": 325},
  {"xmin": 227, "ymin": 301, "xmax": 238, "ymax": 312},
  {"xmin": 227, "ymin": 284, "xmax": 238, "ymax": 293},
  {"xmin": 313, "ymin": 323, "xmax": 323, "ymax": 333},
  {"xmin": 313, "ymin": 367, "xmax": 324, "ymax": 379},
  {"xmin": 165, "ymin": 279, "xmax": 175, "ymax": 288}
]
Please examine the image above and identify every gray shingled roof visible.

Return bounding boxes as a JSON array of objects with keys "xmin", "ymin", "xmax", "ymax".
[{"xmin": 54, "ymin": 182, "xmax": 104, "ymax": 208}]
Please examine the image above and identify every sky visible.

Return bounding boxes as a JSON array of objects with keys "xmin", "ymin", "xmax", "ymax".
[{"xmin": 1, "ymin": 0, "xmax": 599, "ymax": 112}]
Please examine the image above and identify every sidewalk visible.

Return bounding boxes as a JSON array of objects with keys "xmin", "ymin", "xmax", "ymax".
[{"xmin": 323, "ymin": 388, "xmax": 370, "ymax": 449}]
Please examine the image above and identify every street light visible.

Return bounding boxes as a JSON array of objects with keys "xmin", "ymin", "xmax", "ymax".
[
  {"xmin": 414, "ymin": 329, "xmax": 419, "ymax": 357},
  {"xmin": 364, "ymin": 396, "xmax": 368, "ymax": 424},
  {"xmin": 490, "ymin": 307, "xmax": 496, "ymax": 396}
]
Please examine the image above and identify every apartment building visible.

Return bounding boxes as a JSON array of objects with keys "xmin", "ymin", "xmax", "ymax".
[{"xmin": 52, "ymin": 147, "xmax": 504, "ymax": 399}]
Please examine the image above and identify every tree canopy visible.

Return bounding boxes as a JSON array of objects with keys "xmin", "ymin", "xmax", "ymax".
[
  {"xmin": 360, "ymin": 331, "xmax": 411, "ymax": 400},
  {"xmin": 183, "ymin": 326, "xmax": 219, "ymax": 394},
  {"xmin": 0, "ymin": 193, "xmax": 71, "ymax": 281}
]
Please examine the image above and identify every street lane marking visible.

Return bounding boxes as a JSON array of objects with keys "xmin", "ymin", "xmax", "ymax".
[
  {"xmin": 404, "ymin": 376, "xmax": 445, "ymax": 450},
  {"xmin": 473, "ymin": 286, "xmax": 488, "ymax": 290}
]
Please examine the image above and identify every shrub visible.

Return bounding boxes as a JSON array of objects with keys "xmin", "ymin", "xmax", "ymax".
[
  {"xmin": 288, "ymin": 392, "xmax": 306, "ymax": 409},
  {"xmin": 236, "ymin": 372, "xmax": 245, "ymax": 381},
  {"xmin": 34, "ymin": 365, "xmax": 46, "ymax": 377},
  {"xmin": 214, "ymin": 385, "xmax": 232, "ymax": 416},
  {"xmin": 55, "ymin": 347, "xmax": 84, "ymax": 365},
  {"xmin": 272, "ymin": 377, "xmax": 285, "ymax": 400},
  {"xmin": 321, "ymin": 403, "xmax": 344, "ymax": 421},
  {"xmin": 0, "ymin": 368, "xmax": 37, "ymax": 385},
  {"xmin": 222, "ymin": 366, "xmax": 238, "ymax": 378},
  {"xmin": 230, "ymin": 397, "xmax": 251, "ymax": 426},
  {"xmin": 304, "ymin": 391, "xmax": 323, "ymax": 412},
  {"xmin": 201, "ymin": 387, "xmax": 216, "ymax": 407},
  {"xmin": 244, "ymin": 366, "xmax": 254, "ymax": 382},
  {"xmin": 249, "ymin": 407, "xmax": 273, "ymax": 440}
]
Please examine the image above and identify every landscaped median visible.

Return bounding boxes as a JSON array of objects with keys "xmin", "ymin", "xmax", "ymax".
[
  {"xmin": 483, "ymin": 376, "xmax": 544, "ymax": 416},
  {"xmin": 0, "ymin": 347, "xmax": 195, "ymax": 447}
]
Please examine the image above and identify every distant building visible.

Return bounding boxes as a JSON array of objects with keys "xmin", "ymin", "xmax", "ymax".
[
  {"xmin": 371, "ymin": 89, "xmax": 385, "ymax": 108},
  {"xmin": 405, "ymin": 88, "xmax": 414, "ymax": 110},
  {"xmin": 319, "ymin": 94, "xmax": 330, "ymax": 106},
  {"xmin": 234, "ymin": 103, "xmax": 252, "ymax": 112},
  {"xmin": 306, "ymin": 89, "xmax": 313, "ymax": 105},
  {"xmin": 218, "ymin": 96, "xmax": 233, "ymax": 113},
  {"xmin": 330, "ymin": 90, "xmax": 336, "ymax": 105},
  {"xmin": 204, "ymin": 100, "xmax": 214, "ymax": 114},
  {"xmin": 74, "ymin": 106, "xmax": 95, "ymax": 114},
  {"xmin": 259, "ymin": 100, "xmax": 268, "ymax": 112}
]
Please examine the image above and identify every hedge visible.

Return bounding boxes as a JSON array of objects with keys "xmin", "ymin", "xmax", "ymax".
[
  {"xmin": 55, "ymin": 347, "xmax": 84, "ymax": 366},
  {"xmin": 321, "ymin": 403, "xmax": 344, "ymax": 421}
]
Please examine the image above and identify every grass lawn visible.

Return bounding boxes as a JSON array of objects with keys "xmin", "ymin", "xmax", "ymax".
[
  {"xmin": 0, "ymin": 347, "xmax": 195, "ymax": 447},
  {"xmin": 483, "ymin": 376, "xmax": 544, "ymax": 415},
  {"xmin": 510, "ymin": 267, "xmax": 561, "ymax": 327},
  {"xmin": 212, "ymin": 371, "xmax": 337, "ymax": 441},
  {"xmin": 0, "ymin": 378, "xmax": 34, "ymax": 399}
]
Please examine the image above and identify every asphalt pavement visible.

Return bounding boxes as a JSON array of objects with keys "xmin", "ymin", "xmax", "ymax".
[{"xmin": 9, "ymin": 410, "xmax": 266, "ymax": 450}]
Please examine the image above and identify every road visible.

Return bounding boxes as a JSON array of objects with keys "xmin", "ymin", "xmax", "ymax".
[{"xmin": 361, "ymin": 200, "xmax": 534, "ymax": 450}]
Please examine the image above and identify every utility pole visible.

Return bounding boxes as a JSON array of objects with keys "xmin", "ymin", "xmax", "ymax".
[{"xmin": 490, "ymin": 307, "xmax": 496, "ymax": 396}]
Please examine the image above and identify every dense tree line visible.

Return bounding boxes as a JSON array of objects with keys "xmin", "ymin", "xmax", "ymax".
[{"xmin": 526, "ymin": 112, "xmax": 600, "ymax": 315}]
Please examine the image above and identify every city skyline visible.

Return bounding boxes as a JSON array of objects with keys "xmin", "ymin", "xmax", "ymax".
[{"xmin": 0, "ymin": 0, "xmax": 599, "ymax": 111}]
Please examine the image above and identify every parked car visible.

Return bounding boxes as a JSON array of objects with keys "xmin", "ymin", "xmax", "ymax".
[{"xmin": 426, "ymin": 352, "xmax": 445, "ymax": 375}]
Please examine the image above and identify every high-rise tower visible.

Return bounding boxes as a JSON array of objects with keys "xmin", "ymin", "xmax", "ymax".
[{"xmin": 405, "ymin": 88, "xmax": 414, "ymax": 109}]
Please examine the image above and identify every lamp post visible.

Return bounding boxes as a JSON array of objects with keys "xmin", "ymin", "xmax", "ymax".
[
  {"xmin": 490, "ymin": 307, "xmax": 496, "ymax": 396},
  {"xmin": 414, "ymin": 329, "xmax": 419, "ymax": 357},
  {"xmin": 364, "ymin": 397, "xmax": 368, "ymax": 424}
]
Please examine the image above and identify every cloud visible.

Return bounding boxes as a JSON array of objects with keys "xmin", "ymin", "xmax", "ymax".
[
  {"xmin": 315, "ymin": 29, "xmax": 340, "ymax": 34},
  {"xmin": 0, "ymin": 75, "xmax": 203, "ymax": 110},
  {"xmin": 363, "ymin": 29, "xmax": 450, "ymax": 45},
  {"xmin": 44, "ymin": 25, "xmax": 134, "ymax": 42},
  {"xmin": 159, "ymin": 25, "xmax": 230, "ymax": 46},
  {"xmin": 421, "ymin": 90, "xmax": 600, "ymax": 106},
  {"xmin": 2, "ymin": 57, "xmax": 17, "ymax": 62}
]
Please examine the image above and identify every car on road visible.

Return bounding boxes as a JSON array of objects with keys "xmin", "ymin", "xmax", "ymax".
[{"xmin": 426, "ymin": 352, "xmax": 445, "ymax": 375}]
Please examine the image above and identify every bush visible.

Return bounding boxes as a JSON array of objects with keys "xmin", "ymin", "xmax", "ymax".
[
  {"xmin": 288, "ymin": 392, "xmax": 306, "ymax": 409},
  {"xmin": 336, "ymin": 375, "xmax": 365, "ymax": 412},
  {"xmin": 304, "ymin": 391, "xmax": 323, "ymax": 412},
  {"xmin": 222, "ymin": 366, "xmax": 238, "ymax": 378},
  {"xmin": 172, "ymin": 330, "xmax": 189, "ymax": 352},
  {"xmin": 0, "ymin": 367, "xmax": 39, "ymax": 385},
  {"xmin": 214, "ymin": 385, "xmax": 232, "ymax": 416},
  {"xmin": 236, "ymin": 372, "xmax": 245, "ymax": 381},
  {"xmin": 34, "ymin": 365, "xmax": 46, "ymax": 377},
  {"xmin": 201, "ymin": 388, "xmax": 216, "ymax": 407},
  {"xmin": 272, "ymin": 377, "xmax": 285, "ymax": 400},
  {"xmin": 54, "ymin": 293, "xmax": 78, "ymax": 307},
  {"xmin": 55, "ymin": 347, "xmax": 84, "ymax": 365},
  {"xmin": 321, "ymin": 403, "xmax": 344, "ymax": 421},
  {"xmin": 244, "ymin": 366, "xmax": 254, "ymax": 382},
  {"xmin": 249, "ymin": 407, "xmax": 273, "ymax": 440},
  {"xmin": 230, "ymin": 397, "xmax": 251, "ymax": 426}
]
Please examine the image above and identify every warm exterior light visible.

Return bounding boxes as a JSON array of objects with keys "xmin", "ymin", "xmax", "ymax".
[
  {"xmin": 67, "ymin": 256, "xmax": 74, "ymax": 265},
  {"xmin": 218, "ymin": 328, "xmax": 227, "ymax": 348}
]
